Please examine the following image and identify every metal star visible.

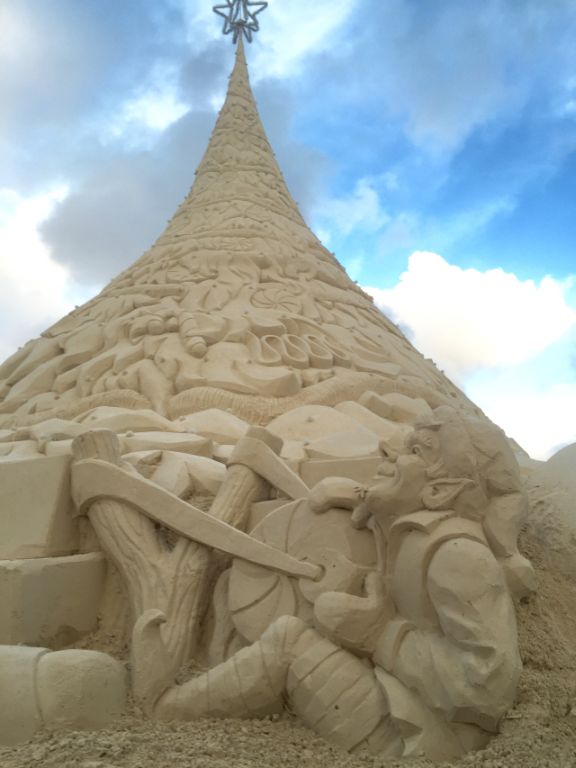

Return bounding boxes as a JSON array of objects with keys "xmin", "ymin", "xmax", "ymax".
[{"xmin": 213, "ymin": 0, "xmax": 268, "ymax": 44}]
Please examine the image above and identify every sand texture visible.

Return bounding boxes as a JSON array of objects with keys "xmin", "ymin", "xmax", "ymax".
[{"xmin": 2, "ymin": 480, "xmax": 576, "ymax": 768}]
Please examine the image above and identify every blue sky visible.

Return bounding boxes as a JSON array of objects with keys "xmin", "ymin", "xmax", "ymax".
[{"xmin": 0, "ymin": 0, "xmax": 575, "ymax": 458}]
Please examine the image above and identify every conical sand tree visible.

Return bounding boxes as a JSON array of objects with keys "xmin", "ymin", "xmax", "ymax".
[{"xmin": 0, "ymin": 40, "xmax": 482, "ymax": 430}]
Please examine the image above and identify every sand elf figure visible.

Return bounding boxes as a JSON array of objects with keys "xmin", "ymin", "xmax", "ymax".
[{"xmin": 120, "ymin": 407, "xmax": 529, "ymax": 762}]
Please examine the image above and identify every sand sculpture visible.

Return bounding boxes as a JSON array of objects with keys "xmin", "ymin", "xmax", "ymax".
[{"xmin": 0, "ymin": 31, "xmax": 538, "ymax": 762}]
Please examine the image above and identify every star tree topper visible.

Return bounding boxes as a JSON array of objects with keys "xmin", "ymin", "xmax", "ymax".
[{"xmin": 213, "ymin": 0, "xmax": 268, "ymax": 43}]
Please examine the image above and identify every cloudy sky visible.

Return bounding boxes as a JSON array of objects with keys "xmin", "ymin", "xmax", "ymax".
[{"xmin": 1, "ymin": 0, "xmax": 575, "ymax": 459}]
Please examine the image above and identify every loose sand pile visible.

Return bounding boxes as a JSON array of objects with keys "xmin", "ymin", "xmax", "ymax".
[
  {"xmin": 0, "ymin": 701, "xmax": 574, "ymax": 768},
  {"xmin": 2, "ymin": 453, "xmax": 576, "ymax": 768}
]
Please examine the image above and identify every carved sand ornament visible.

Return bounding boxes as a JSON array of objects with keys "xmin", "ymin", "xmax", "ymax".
[{"xmin": 0, "ymin": 9, "xmax": 535, "ymax": 762}]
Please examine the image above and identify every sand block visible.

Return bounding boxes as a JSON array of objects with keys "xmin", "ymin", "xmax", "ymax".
[
  {"xmin": 359, "ymin": 391, "xmax": 433, "ymax": 424},
  {"xmin": 76, "ymin": 406, "xmax": 183, "ymax": 433},
  {"xmin": 305, "ymin": 429, "xmax": 381, "ymax": 460},
  {"xmin": 27, "ymin": 419, "xmax": 86, "ymax": 456},
  {"xmin": 160, "ymin": 452, "xmax": 226, "ymax": 494},
  {"xmin": 37, "ymin": 649, "xmax": 127, "ymax": 732},
  {"xmin": 122, "ymin": 431, "xmax": 212, "ymax": 456},
  {"xmin": 0, "ymin": 645, "xmax": 49, "ymax": 745},
  {"xmin": 176, "ymin": 409, "xmax": 249, "ymax": 444},
  {"xmin": 0, "ymin": 553, "xmax": 106, "ymax": 646},
  {"xmin": 124, "ymin": 450, "xmax": 226, "ymax": 496},
  {"xmin": 301, "ymin": 457, "xmax": 383, "ymax": 487},
  {"xmin": 45, "ymin": 439, "xmax": 74, "ymax": 457},
  {"xmin": 281, "ymin": 440, "xmax": 307, "ymax": 462},
  {"xmin": 0, "ymin": 440, "xmax": 43, "ymax": 460},
  {"xmin": 0, "ymin": 454, "xmax": 78, "ymax": 559},
  {"xmin": 335, "ymin": 401, "xmax": 413, "ymax": 450},
  {"xmin": 29, "ymin": 418, "xmax": 87, "ymax": 444},
  {"xmin": 267, "ymin": 405, "xmax": 365, "ymax": 442},
  {"xmin": 213, "ymin": 444, "xmax": 234, "ymax": 463},
  {"xmin": 122, "ymin": 450, "xmax": 163, "ymax": 475},
  {"xmin": 0, "ymin": 646, "xmax": 127, "ymax": 745},
  {"xmin": 279, "ymin": 440, "xmax": 307, "ymax": 473}
]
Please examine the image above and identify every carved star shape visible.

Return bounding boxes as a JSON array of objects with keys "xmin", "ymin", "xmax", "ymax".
[{"xmin": 213, "ymin": 0, "xmax": 268, "ymax": 43}]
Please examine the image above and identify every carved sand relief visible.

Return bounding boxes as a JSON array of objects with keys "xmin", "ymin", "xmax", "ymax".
[
  {"xmin": 0, "ymin": 35, "xmax": 532, "ymax": 761},
  {"xmin": 57, "ymin": 401, "xmax": 528, "ymax": 760},
  {"xmin": 0, "ymin": 40, "xmax": 476, "ymax": 429}
]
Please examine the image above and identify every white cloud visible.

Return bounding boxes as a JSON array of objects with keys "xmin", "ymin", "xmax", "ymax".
[
  {"xmin": 251, "ymin": 0, "xmax": 358, "ymax": 79},
  {"xmin": 317, "ymin": 177, "xmax": 389, "ymax": 237},
  {"xmin": 468, "ymin": 381, "xmax": 576, "ymax": 461},
  {"xmin": 365, "ymin": 251, "xmax": 576, "ymax": 379},
  {"xmin": 109, "ymin": 87, "xmax": 189, "ymax": 137},
  {"xmin": 365, "ymin": 252, "xmax": 576, "ymax": 458},
  {"xmin": 180, "ymin": 0, "xmax": 224, "ymax": 46},
  {"xmin": 0, "ymin": 186, "xmax": 85, "ymax": 361},
  {"xmin": 103, "ymin": 60, "xmax": 190, "ymax": 146}
]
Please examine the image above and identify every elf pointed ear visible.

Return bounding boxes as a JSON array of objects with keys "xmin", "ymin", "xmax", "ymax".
[{"xmin": 422, "ymin": 477, "xmax": 476, "ymax": 510}]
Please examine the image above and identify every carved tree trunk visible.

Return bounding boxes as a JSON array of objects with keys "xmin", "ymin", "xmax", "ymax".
[
  {"xmin": 72, "ymin": 430, "xmax": 210, "ymax": 666},
  {"xmin": 72, "ymin": 427, "xmax": 279, "ymax": 668},
  {"xmin": 209, "ymin": 426, "xmax": 283, "ymax": 528}
]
